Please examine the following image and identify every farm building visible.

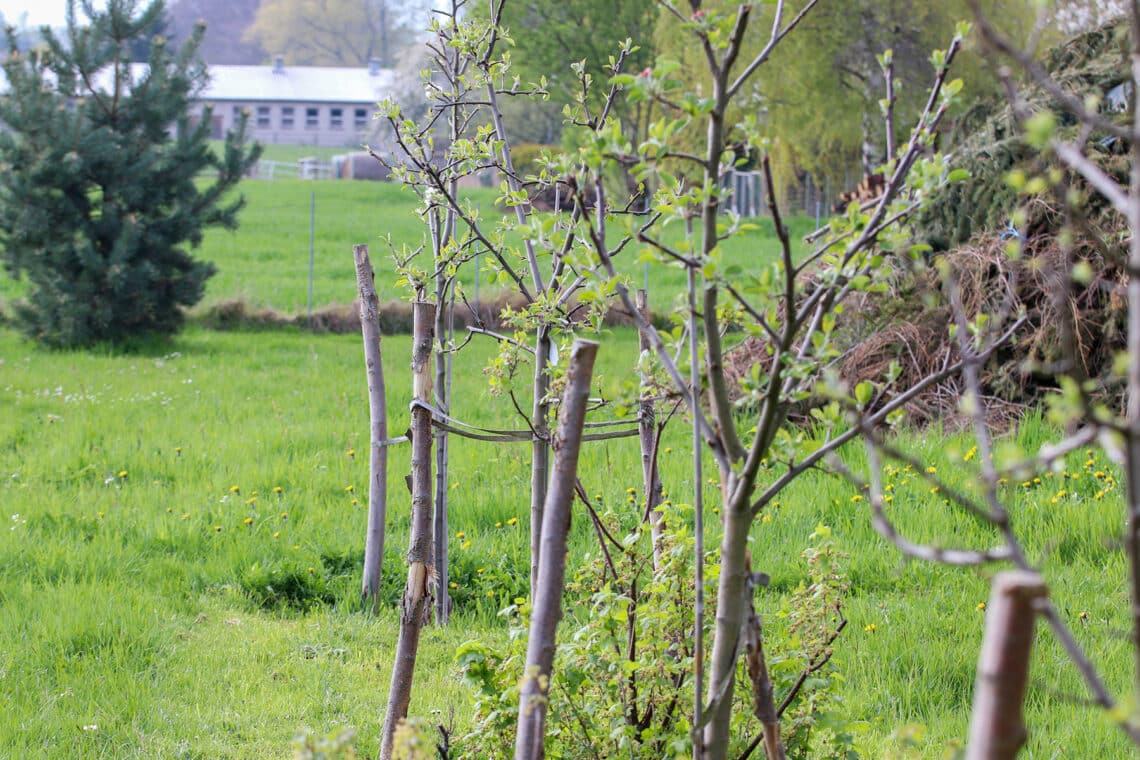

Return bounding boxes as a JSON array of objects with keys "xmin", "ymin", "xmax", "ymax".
[
  {"xmin": 0, "ymin": 57, "xmax": 395, "ymax": 150},
  {"xmin": 191, "ymin": 57, "xmax": 394, "ymax": 148}
]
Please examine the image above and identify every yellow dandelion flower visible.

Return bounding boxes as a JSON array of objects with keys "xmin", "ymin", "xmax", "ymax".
[
  {"xmin": 926, "ymin": 466, "xmax": 937, "ymax": 474},
  {"xmin": 308, "ymin": 567, "xmax": 315, "ymax": 575},
  {"xmin": 963, "ymin": 446, "xmax": 977, "ymax": 462},
  {"xmin": 243, "ymin": 517, "xmax": 254, "ymax": 526},
  {"xmin": 1079, "ymin": 610, "xmax": 1089, "ymax": 620},
  {"xmin": 664, "ymin": 447, "xmax": 672, "ymax": 454},
  {"xmin": 485, "ymin": 591, "xmax": 494, "ymax": 598},
  {"xmin": 456, "ymin": 531, "xmax": 466, "ymax": 539},
  {"xmin": 347, "ymin": 449, "xmax": 356, "ymax": 458},
  {"xmin": 864, "ymin": 623, "xmax": 877, "ymax": 632},
  {"xmin": 883, "ymin": 495, "xmax": 893, "ymax": 504},
  {"xmin": 461, "ymin": 540, "xmax": 472, "ymax": 549},
  {"xmin": 476, "ymin": 568, "xmax": 484, "ymax": 574},
  {"xmin": 174, "ymin": 447, "xmax": 182, "ymax": 455},
  {"xmin": 344, "ymin": 485, "xmax": 354, "ymax": 493},
  {"xmin": 229, "ymin": 485, "xmax": 240, "ymax": 494},
  {"xmin": 273, "ymin": 486, "xmax": 283, "ymax": 494},
  {"xmin": 930, "ymin": 486, "xmax": 940, "ymax": 494},
  {"xmin": 97, "ymin": 511, "xmax": 104, "ymax": 519},
  {"xmin": 626, "ymin": 487, "xmax": 637, "ymax": 495},
  {"xmin": 507, "ymin": 517, "xmax": 518, "ymax": 526},
  {"xmin": 351, "ymin": 499, "xmax": 359, "ymax": 506},
  {"xmin": 246, "ymin": 497, "xmax": 257, "ymax": 505},
  {"xmin": 1085, "ymin": 459, "xmax": 1095, "ymax": 467},
  {"xmin": 449, "ymin": 582, "xmax": 458, "ymax": 589},
  {"xmin": 118, "ymin": 470, "xmax": 128, "ymax": 479},
  {"xmin": 280, "ymin": 512, "xmax": 288, "ymax": 520},
  {"xmin": 851, "ymin": 494, "xmax": 863, "ymax": 503},
  {"xmin": 1095, "ymin": 471, "xmax": 1106, "ymax": 479},
  {"xmin": 977, "ymin": 602, "xmax": 986, "ymax": 611},
  {"xmin": 213, "ymin": 525, "xmax": 222, "ymax": 532},
  {"xmin": 884, "ymin": 484, "xmax": 893, "ymax": 492},
  {"xmin": 495, "ymin": 521, "xmax": 503, "ymax": 528},
  {"xmin": 273, "ymin": 531, "xmax": 280, "ymax": 539},
  {"xmin": 1033, "ymin": 477, "xmax": 1041, "ymax": 484},
  {"xmin": 761, "ymin": 513, "xmax": 773, "ymax": 523},
  {"xmin": 181, "ymin": 513, "xmax": 189, "ymax": 520},
  {"xmin": 1095, "ymin": 491, "xmax": 1105, "ymax": 500}
]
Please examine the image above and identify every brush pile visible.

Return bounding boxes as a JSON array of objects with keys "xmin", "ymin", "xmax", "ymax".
[{"xmin": 726, "ymin": 20, "xmax": 1133, "ymax": 423}]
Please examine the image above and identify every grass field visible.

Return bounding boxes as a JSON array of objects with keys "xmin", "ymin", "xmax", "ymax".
[
  {"xmin": 0, "ymin": 177, "xmax": 815, "ymax": 320},
  {"xmin": 0, "ymin": 172, "xmax": 1133, "ymax": 757},
  {"xmin": 0, "ymin": 320, "xmax": 1133, "ymax": 758}
]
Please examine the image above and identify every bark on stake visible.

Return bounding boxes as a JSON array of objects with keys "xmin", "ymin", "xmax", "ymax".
[
  {"xmin": 636, "ymin": 289, "xmax": 665, "ymax": 569},
  {"xmin": 354, "ymin": 244, "xmax": 389, "ymax": 614},
  {"xmin": 965, "ymin": 570, "xmax": 1047, "ymax": 760},
  {"xmin": 514, "ymin": 339, "xmax": 599, "ymax": 760},
  {"xmin": 379, "ymin": 301, "xmax": 436, "ymax": 760}
]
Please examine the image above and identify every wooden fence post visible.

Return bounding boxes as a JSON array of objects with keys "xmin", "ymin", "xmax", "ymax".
[
  {"xmin": 353, "ymin": 244, "xmax": 389, "ymax": 613},
  {"xmin": 965, "ymin": 570, "xmax": 1047, "ymax": 760},
  {"xmin": 514, "ymin": 339, "xmax": 599, "ymax": 760},
  {"xmin": 379, "ymin": 301, "xmax": 436, "ymax": 760}
]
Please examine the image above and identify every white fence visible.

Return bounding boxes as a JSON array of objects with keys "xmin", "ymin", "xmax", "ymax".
[{"xmin": 249, "ymin": 158, "xmax": 334, "ymax": 181}]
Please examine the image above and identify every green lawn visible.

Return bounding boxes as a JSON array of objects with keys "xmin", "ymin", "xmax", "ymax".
[
  {"xmin": 0, "ymin": 325, "xmax": 1132, "ymax": 757},
  {"xmin": 0, "ymin": 177, "xmax": 814, "ymax": 321}
]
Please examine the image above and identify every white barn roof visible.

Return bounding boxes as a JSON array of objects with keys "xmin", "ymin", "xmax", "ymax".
[
  {"xmin": 202, "ymin": 64, "xmax": 395, "ymax": 105},
  {"xmin": 0, "ymin": 61, "xmax": 396, "ymax": 105}
]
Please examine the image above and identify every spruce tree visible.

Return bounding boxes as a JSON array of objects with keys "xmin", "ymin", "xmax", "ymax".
[{"xmin": 0, "ymin": 0, "xmax": 260, "ymax": 347}]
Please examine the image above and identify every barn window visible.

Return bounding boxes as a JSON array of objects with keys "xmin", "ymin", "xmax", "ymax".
[
  {"xmin": 306, "ymin": 107, "xmax": 319, "ymax": 129},
  {"xmin": 256, "ymin": 106, "xmax": 271, "ymax": 128},
  {"xmin": 354, "ymin": 108, "xmax": 368, "ymax": 129},
  {"xmin": 330, "ymin": 108, "xmax": 343, "ymax": 130},
  {"xmin": 281, "ymin": 107, "xmax": 294, "ymax": 129}
]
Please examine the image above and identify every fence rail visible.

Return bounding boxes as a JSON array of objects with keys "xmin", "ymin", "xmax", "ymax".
[{"xmin": 249, "ymin": 158, "xmax": 334, "ymax": 181}]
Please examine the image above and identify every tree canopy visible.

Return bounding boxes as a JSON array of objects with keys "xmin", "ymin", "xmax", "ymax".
[
  {"xmin": 244, "ymin": 0, "xmax": 429, "ymax": 67},
  {"xmin": 0, "ymin": 0, "xmax": 260, "ymax": 347}
]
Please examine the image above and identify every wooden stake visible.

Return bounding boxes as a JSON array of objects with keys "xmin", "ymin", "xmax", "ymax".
[
  {"xmin": 514, "ymin": 339, "xmax": 599, "ymax": 760},
  {"xmin": 379, "ymin": 301, "xmax": 436, "ymax": 760},
  {"xmin": 965, "ymin": 570, "xmax": 1047, "ymax": 760},
  {"xmin": 636, "ymin": 289, "xmax": 665, "ymax": 570},
  {"xmin": 353, "ymin": 244, "xmax": 388, "ymax": 614}
]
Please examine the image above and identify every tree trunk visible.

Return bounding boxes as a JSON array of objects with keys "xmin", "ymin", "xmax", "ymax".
[
  {"xmin": 965, "ymin": 570, "xmax": 1047, "ymax": 760},
  {"xmin": 514, "ymin": 339, "xmax": 599, "ymax": 760},
  {"xmin": 703, "ymin": 496, "xmax": 752, "ymax": 760},
  {"xmin": 432, "ymin": 214, "xmax": 453, "ymax": 626},
  {"xmin": 636, "ymin": 289, "xmax": 665, "ymax": 570},
  {"xmin": 354, "ymin": 244, "xmax": 388, "ymax": 614},
  {"xmin": 529, "ymin": 325, "xmax": 552, "ymax": 602},
  {"xmin": 379, "ymin": 301, "xmax": 435, "ymax": 760}
]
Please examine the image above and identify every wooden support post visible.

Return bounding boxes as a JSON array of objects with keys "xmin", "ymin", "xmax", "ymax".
[
  {"xmin": 636, "ymin": 289, "xmax": 665, "ymax": 570},
  {"xmin": 965, "ymin": 570, "xmax": 1047, "ymax": 760},
  {"xmin": 379, "ymin": 301, "xmax": 436, "ymax": 760},
  {"xmin": 353, "ymin": 244, "xmax": 389, "ymax": 613},
  {"xmin": 514, "ymin": 339, "xmax": 599, "ymax": 760}
]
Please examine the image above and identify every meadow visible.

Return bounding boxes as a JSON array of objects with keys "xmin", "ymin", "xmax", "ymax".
[{"xmin": 0, "ymin": 175, "xmax": 1134, "ymax": 758}]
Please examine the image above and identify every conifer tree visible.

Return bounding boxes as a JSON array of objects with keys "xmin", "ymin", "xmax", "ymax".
[{"xmin": 0, "ymin": 0, "xmax": 260, "ymax": 347}]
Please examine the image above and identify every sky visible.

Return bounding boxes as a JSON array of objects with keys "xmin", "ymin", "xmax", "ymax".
[{"xmin": 0, "ymin": 0, "xmax": 99, "ymax": 29}]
